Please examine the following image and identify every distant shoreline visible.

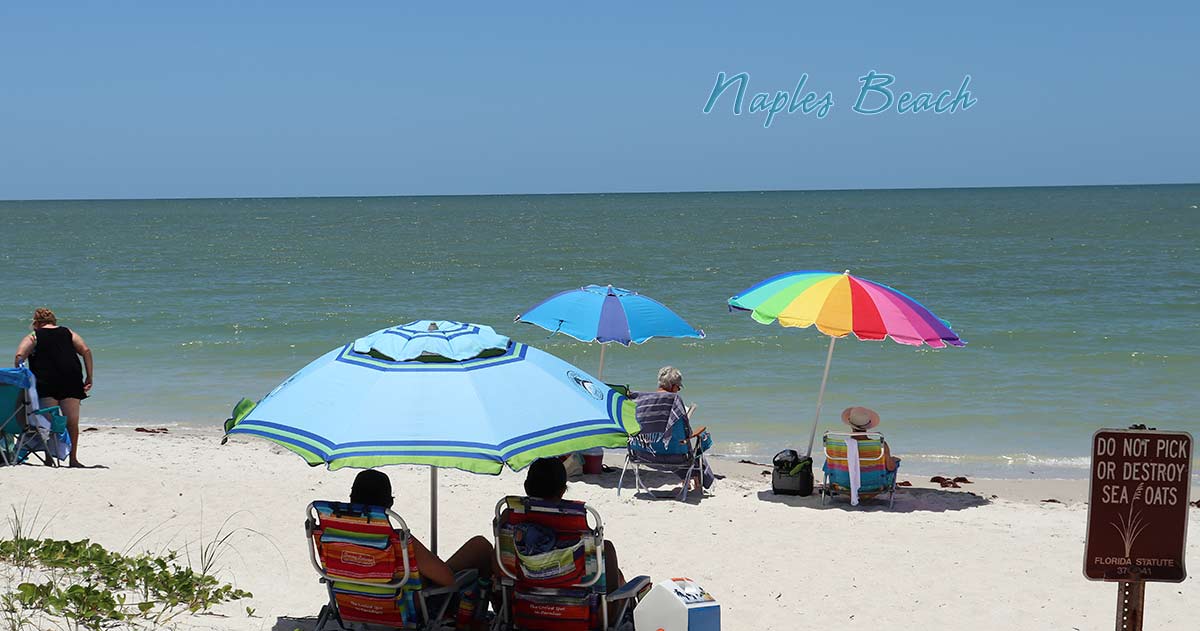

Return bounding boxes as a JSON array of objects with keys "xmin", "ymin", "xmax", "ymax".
[{"xmin": 3, "ymin": 181, "xmax": 1198, "ymax": 204}]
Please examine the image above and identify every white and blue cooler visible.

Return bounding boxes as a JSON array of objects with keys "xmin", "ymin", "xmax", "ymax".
[{"xmin": 633, "ymin": 577, "xmax": 720, "ymax": 631}]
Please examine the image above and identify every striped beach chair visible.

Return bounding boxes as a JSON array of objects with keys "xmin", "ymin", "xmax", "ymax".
[
  {"xmin": 821, "ymin": 432, "xmax": 900, "ymax": 509},
  {"xmin": 305, "ymin": 501, "xmax": 474, "ymax": 630},
  {"xmin": 492, "ymin": 496, "xmax": 649, "ymax": 631}
]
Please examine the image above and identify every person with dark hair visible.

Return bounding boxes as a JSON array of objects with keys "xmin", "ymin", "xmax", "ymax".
[
  {"xmin": 349, "ymin": 469, "xmax": 494, "ymax": 588},
  {"xmin": 13, "ymin": 308, "xmax": 93, "ymax": 467},
  {"xmin": 521, "ymin": 458, "xmax": 626, "ymax": 593}
]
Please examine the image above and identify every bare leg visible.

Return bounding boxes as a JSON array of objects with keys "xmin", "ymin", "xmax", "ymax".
[
  {"xmin": 446, "ymin": 535, "xmax": 494, "ymax": 581},
  {"xmin": 57, "ymin": 398, "xmax": 83, "ymax": 467},
  {"xmin": 603, "ymin": 540, "xmax": 626, "ymax": 622}
]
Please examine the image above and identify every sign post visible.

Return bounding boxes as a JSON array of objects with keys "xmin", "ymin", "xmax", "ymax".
[{"xmin": 1084, "ymin": 428, "xmax": 1193, "ymax": 631}]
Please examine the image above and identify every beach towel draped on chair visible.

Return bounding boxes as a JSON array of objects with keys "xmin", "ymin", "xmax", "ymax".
[
  {"xmin": 306, "ymin": 500, "xmax": 474, "ymax": 630},
  {"xmin": 493, "ymin": 496, "xmax": 649, "ymax": 631},
  {"xmin": 822, "ymin": 432, "xmax": 899, "ymax": 509},
  {"xmin": 618, "ymin": 391, "xmax": 712, "ymax": 501}
]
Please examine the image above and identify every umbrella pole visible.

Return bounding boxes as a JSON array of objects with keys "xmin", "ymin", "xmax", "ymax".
[
  {"xmin": 597, "ymin": 344, "xmax": 606, "ymax": 380},
  {"xmin": 430, "ymin": 466, "xmax": 438, "ymax": 555},
  {"xmin": 805, "ymin": 336, "xmax": 837, "ymax": 457}
]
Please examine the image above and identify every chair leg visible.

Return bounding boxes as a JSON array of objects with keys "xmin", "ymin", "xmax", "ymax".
[
  {"xmin": 633, "ymin": 463, "xmax": 648, "ymax": 495},
  {"xmin": 678, "ymin": 459, "xmax": 699, "ymax": 502},
  {"xmin": 314, "ymin": 604, "xmax": 332, "ymax": 631},
  {"xmin": 617, "ymin": 454, "xmax": 630, "ymax": 496}
]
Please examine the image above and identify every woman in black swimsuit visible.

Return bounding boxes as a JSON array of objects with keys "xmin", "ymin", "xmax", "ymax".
[{"xmin": 13, "ymin": 308, "xmax": 93, "ymax": 467}]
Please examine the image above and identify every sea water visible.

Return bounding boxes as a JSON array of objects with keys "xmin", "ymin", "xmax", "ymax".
[{"xmin": 2, "ymin": 185, "xmax": 1197, "ymax": 478}]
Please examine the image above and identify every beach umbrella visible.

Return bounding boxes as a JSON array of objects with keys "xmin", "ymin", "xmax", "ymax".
[
  {"xmin": 515, "ymin": 284, "xmax": 705, "ymax": 379},
  {"xmin": 728, "ymin": 270, "xmax": 963, "ymax": 456},
  {"xmin": 225, "ymin": 320, "xmax": 638, "ymax": 552}
]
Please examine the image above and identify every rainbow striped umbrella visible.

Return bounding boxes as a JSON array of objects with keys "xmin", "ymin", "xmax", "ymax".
[{"xmin": 729, "ymin": 270, "xmax": 963, "ymax": 455}]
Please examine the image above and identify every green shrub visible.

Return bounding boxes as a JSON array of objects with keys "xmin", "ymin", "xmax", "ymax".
[{"xmin": 0, "ymin": 535, "xmax": 252, "ymax": 630}]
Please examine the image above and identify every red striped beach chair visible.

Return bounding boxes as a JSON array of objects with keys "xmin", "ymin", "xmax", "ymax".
[
  {"xmin": 305, "ymin": 501, "xmax": 475, "ymax": 630},
  {"xmin": 492, "ymin": 496, "xmax": 650, "ymax": 630},
  {"xmin": 821, "ymin": 432, "xmax": 900, "ymax": 509}
]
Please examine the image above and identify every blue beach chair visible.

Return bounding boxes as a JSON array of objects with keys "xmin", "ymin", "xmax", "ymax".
[
  {"xmin": 0, "ymin": 367, "xmax": 67, "ymax": 467},
  {"xmin": 821, "ymin": 431, "xmax": 900, "ymax": 509},
  {"xmin": 617, "ymin": 391, "xmax": 712, "ymax": 501}
]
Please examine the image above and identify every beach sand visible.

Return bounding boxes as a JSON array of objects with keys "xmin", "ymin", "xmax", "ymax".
[{"xmin": 2, "ymin": 427, "xmax": 1197, "ymax": 630}]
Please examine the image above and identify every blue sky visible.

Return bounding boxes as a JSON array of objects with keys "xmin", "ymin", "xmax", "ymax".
[{"xmin": 1, "ymin": 2, "xmax": 1196, "ymax": 199}]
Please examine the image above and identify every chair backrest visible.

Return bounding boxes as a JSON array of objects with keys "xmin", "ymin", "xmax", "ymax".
[
  {"xmin": 629, "ymin": 391, "xmax": 690, "ymax": 457},
  {"xmin": 823, "ymin": 432, "xmax": 893, "ymax": 491},
  {"xmin": 0, "ymin": 384, "xmax": 24, "ymax": 435},
  {"xmin": 307, "ymin": 501, "xmax": 422, "ymax": 627},
  {"xmin": 494, "ymin": 496, "xmax": 606, "ymax": 630}
]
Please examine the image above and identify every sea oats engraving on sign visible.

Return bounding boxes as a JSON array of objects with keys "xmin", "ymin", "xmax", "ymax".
[{"xmin": 1111, "ymin": 482, "xmax": 1148, "ymax": 557}]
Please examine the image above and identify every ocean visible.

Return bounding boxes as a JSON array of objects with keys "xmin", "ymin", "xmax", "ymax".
[{"xmin": 2, "ymin": 185, "xmax": 1197, "ymax": 478}]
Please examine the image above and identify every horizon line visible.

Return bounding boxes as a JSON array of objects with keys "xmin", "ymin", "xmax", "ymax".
[{"xmin": 1, "ymin": 179, "xmax": 1197, "ymax": 203}]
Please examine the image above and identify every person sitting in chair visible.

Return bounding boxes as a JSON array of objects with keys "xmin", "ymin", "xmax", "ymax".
[
  {"xmin": 349, "ymin": 469, "xmax": 495, "ymax": 587},
  {"xmin": 841, "ymin": 406, "xmax": 898, "ymax": 471},
  {"xmin": 521, "ymin": 458, "xmax": 627, "ymax": 598},
  {"xmin": 630, "ymin": 366, "xmax": 714, "ymax": 493}
]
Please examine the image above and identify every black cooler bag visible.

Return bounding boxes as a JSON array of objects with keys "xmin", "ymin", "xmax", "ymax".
[{"xmin": 772, "ymin": 449, "xmax": 813, "ymax": 496}]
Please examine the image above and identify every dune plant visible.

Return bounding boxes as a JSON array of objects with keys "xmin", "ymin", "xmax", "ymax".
[{"xmin": 0, "ymin": 505, "xmax": 254, "ymax": 631}]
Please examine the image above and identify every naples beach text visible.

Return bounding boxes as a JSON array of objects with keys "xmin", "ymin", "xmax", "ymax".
[{"xmin": 703, "ymin": 70, "xmax": 977, "ymax": 127}]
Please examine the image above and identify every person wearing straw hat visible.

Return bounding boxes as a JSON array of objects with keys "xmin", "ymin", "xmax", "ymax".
[{"xmin": 841, "ymin": 406, "xmax": 898, "ymax": 471}]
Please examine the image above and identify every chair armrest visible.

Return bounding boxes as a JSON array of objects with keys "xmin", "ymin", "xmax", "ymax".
[
  {"xmin": 32, "ymin": 406, "xmax": 62, "ymax": 416},
  {"xmin": 423, "ymin": 568, "xmax": 478, "ymax": 596},
  {"xmin": 687, "ymin": 426, "xmax": 707, "ymax": 440},
  {"xmin": 608, "ymin": 575, "xmax": 652, "ymax": 601}
]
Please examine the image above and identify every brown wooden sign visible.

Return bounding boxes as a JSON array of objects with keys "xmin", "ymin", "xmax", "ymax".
[{"xmin": 1084, "ymin": 429, "xmax": 1192, "ymax": 582}]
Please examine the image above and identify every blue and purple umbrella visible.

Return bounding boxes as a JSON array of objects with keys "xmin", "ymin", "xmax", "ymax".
[{"xmin": 515, "ymin": 284, "xmax": 704, "ymax": 378}]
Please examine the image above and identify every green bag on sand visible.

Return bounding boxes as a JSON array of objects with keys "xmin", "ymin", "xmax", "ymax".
[{"xmin": 220, "ymin": 398, "xmax": 256, "ymax": 444}]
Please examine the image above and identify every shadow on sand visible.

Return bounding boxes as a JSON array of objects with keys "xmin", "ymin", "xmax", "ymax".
[
  {"xmin": 570, "ymin": 463, "xmax": 988, "ymax": 513},
  {"xmin": 755, "ymin": 485, "xmax": 990, "ymax": 513},
  {"xmin": 273, "ymin": 616, "xmax": 318, "ymax": 631},
  {"xmin": 570, "ymin": 464, "xmax": 717, "ymax": 505}
]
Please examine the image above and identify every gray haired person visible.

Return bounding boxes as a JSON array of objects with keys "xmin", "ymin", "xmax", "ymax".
[
  {"xmin": 629, "ymin": 366, "xmax": 715, "ymax": 495},
  {"xmin": 657, "ymin": 366, "xmax": 683, "ymax": 392}
]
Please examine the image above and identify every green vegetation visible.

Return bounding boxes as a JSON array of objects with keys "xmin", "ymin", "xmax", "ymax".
[{"xmin": 0, "ymin": 507, "xmax": 252, "ymax": 631}]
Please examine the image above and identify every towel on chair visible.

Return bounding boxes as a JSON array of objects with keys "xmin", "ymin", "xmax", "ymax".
[{"xmin": 845, "ymin": 437, "xmax": 861, "ymax": 506}]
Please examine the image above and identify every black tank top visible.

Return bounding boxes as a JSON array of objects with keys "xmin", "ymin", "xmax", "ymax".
[{"xmin": 29, "ymin": 327, "xmax": 84, "ymax": 388}]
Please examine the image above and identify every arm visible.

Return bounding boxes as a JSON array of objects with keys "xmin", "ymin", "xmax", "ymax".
[
  {"xmin": 409, "ymin": 536, "xmax": 455, "ymax": 587},
  {"xmin": 73, "ymin": 332, "xmax": 93, "ymax": 391},
  {"xmin": 882, "ymin": 440, "xmax": 897, "ymax": 471},
  {"xmin": 14, "ymin": 334, "xmax": 34, "ymax": 367}
]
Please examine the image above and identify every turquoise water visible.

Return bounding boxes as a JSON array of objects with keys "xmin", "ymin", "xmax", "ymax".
[{"xmin": 2, "ymin": 185, "xmax": 1197, "ymax": 478}]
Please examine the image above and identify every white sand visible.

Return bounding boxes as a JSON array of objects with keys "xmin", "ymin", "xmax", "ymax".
[{"xmin": 2, "ymin": 427, "xmax": 1197, "ymax": 630}]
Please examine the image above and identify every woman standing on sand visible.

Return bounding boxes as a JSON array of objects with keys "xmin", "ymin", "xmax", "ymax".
[{"xmin": 13, "ymin": 308, "xmax": 93, "ymax": 468}]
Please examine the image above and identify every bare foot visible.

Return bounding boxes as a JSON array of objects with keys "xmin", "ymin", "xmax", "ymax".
[{"xmin": 69, "ymin": 460, "xmax": 86, "ymax": 468}]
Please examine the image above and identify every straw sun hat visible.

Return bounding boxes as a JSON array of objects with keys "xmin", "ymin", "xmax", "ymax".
[{"xmin": 841, "ymin": 406, "xmax": 880, "ymax": 431}]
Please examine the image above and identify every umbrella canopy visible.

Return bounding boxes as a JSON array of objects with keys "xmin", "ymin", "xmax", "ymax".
[
  {"xmin": 228, "ymin": 320, "xmax": 638, "ymax": 473},
  {"xmin": 728, "ymin": 270, "xmax": 963, "ymax": 348},
  {"xmin": 728, "ymin": 271, "xmax": 963, "ymax": 455},
  {"xmin": 516, "ymin": 284, "xmax": 704, "ymax": 346},
  {"xmin": 226, "ymin": 320, "xmax": 639, "ymax": 553},
  {"xmin": 515, "ymin": 284, "xmax": 704, "ymax": 378}
]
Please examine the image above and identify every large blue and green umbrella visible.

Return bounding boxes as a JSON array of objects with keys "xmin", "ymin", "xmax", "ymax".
[{"xmin": 225, "ymin": 320, "xmax": 638, "ymax": 551}]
